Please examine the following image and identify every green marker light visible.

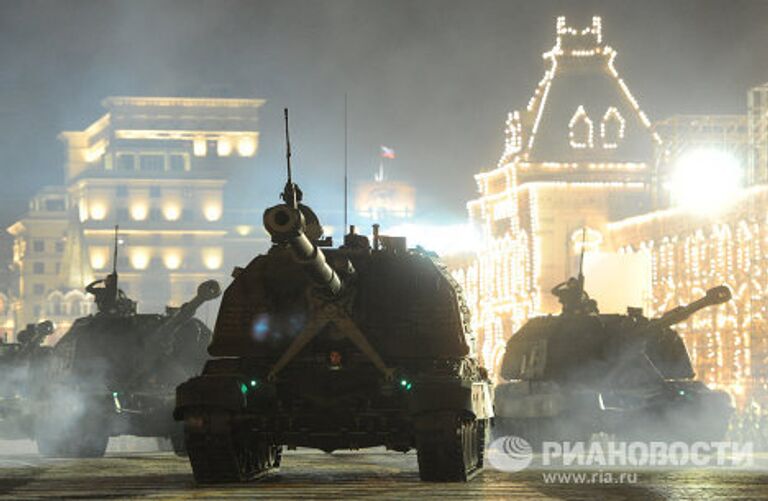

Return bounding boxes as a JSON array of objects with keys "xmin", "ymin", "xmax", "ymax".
[{"xmin": 240, "ymin": 383, "xmax": 248, "ymax": 395}]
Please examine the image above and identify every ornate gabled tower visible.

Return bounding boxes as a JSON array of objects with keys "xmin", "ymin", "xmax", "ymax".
[
  {"xmin": 463, "ymin": 17, "xmax": 661, "ymax": 376},
  {"xmin": 502, "ymin": 16, "xmax": 659, "ymax": 180}
]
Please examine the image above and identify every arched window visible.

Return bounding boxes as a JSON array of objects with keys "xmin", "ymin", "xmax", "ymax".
[
  {"xmin": 569, "ymin": 106, "xmax": 594, "ymax": 149},
  {"xmin": 601, "ymin": 107, "xmax": 626, "ymax": 149}
]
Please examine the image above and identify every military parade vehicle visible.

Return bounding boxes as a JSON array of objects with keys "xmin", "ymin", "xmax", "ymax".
[
  {"xmin": 174, "ymin": 110, "xmax": 493, "ymax": 483},
  {"xmin": 0, "ymin": 321, "xmax": 54, "ymax": 439},
  {"xmin": 494, "ymin": 264, "xmax": 734, "ymax": 449},
  {"xmin": 32, "ymin": 228, "xmax": 221, "ymax": 457}
]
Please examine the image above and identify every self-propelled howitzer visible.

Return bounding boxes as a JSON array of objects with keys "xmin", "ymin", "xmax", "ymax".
[
  {"xmin": 33, "ymin": 278, "xmax": 220, "ymax": 458},
  {"xmin": 495, "ymin": 282, "xmax": 734, "ymax": 448},
  {"xmin": 175, "ymin": 112, "xmax": 492, "ymax": 483},
  {"xmin": 0, "ymin": 321, "xmax": 55, "ymax": 439}
]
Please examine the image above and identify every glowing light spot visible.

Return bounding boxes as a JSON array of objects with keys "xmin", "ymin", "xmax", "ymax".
[
  {"xmin": 193, "ymin": 138, "xmax": 207, "ymax": 157},
  {"xmin": 202, "ymin": 248, "xmax": 222, "ymax": 270},
  {"xmin": 163, "ymin": 251, "xmax": 181, "ymax": 270},
  {"xmin": 217, "ymin": 138, "xmax": 232, "ymax": 156},
  {"xmin": 130, "ymin": 203, "xmax": 148, "ymax": 221},
  {"xmin": 234, "ymin": 225, "xmax": 252, "ymax": 236},
  {"xmin": 668, "ymin": 148, "xmax": 743, "ymax": 214},
  {"xmin": 252, "ymin": 314, "xmax": 270, "ymax": 341},
  {"xmin": 237, "ymin": 136, "xmax": 257, "ymax": 157},
  {"xmin": 163, "ymin": 204, "xmax": 181, "ymax": 221},
  {"xmin": 204, "ymin": 204, "xmax": 222, "ymax": 222},
  {"xmin": 130, "ymin": 249, "xmax": 150, "ymax": 270},
  {"xmin": 385, "ymin": 223, "xmax": 481, "ymax": 256},
  {"xmin": 89, "ymin": 202, "xmax": 107, "ymax": 221},
  {"xmin": 89, "ymin": 247, "xmax": 109, "ymax": 270}
]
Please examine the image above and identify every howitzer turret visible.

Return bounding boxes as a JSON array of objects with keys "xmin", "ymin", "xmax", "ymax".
[
  {"xmin": 495, "ymin": 280, "xmax": 735, "ymax": 449},
  {"xmin": 263, "ymin": 202, "xmax": 342, "ymax": 296},
  {"xmin": 31, "ymin": 277, "xmax": 218, "ymax": 458}
]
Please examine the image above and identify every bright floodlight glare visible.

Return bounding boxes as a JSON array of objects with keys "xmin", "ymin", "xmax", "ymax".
[
  {"xmin": 384, "ymin": 223, "xmax": 480, "ymax": 256},
  {"xmin": 669, "ymin": 149, "xmax": 742, "ymax": 214}
]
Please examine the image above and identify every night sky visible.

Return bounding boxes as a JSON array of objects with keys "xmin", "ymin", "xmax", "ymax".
[{"xmin": 0, "ymin": 0, "xmax": 766, "ymax": 230}]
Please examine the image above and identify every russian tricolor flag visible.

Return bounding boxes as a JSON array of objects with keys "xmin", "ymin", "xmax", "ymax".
[{"xmin": 380, "ymin": 146, "xmax": 396, "ymax": 159}]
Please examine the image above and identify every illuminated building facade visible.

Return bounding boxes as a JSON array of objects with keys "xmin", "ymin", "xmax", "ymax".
[
  {"xmin": 748, "ymin": 84, "xmax": 768, "ymax": 185},
  {"xmin": 8, "ymin": 97, "xmax": 267, "ymax": 337},
  {"xmin": 458, "ymin": 17, "xmax": 768, "ymax": 409},
  {"xmin": 461, "ymin": 16, "xmax": 659, "ymax": 372},
  {"xmin": 608, "ymin": 188, "xmax": 768, "ymax": 408}
]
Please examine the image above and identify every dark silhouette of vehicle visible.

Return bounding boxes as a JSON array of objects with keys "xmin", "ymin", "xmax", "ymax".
[
  {"xmin": 174, "ymin": 110, "xmax": 493, "ymax": 483},
  {"xmin": 0, "ymin": 321, "xmax": 54, "ymax": 439},
  {"xmin": 495, "ymin": 271, "xmax": 733, "ymax": 449},
  {"xmin": 32, "ymin": 230, "xmax": 221, "ymax": 457}
]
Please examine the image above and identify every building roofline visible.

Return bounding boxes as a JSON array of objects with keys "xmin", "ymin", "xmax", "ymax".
[{"xmin": 101, "ymin": 96, "xmax": 266, "ymax": 109}]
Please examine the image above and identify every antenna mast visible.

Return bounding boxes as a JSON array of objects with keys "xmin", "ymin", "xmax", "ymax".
[
  {"xmin": 283, "ymin": 108, "xmax": 297, "ymax": 209},
  {"xmin": 112, "ymin": 225, "xmax": 119, "ymax": 275},
  {"xmin": 578, "ymin": 226, "xmax": 587, "ymax": 286},
  {"xmin": 344, "ymin": 93, "xmax": 349, "ymax": 231}
]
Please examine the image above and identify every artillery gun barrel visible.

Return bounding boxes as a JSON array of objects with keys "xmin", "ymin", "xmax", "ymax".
[
  {"xmin": 159, "ymin": 280, "xmax": 222, "ymax": 340},
  {"xmin": 641, "ymin": 285, "xmax": 731, "ymax": 333},
  {"xmin": 127, "ymin": 280, "xmax": 221, "ymax": 388},
  {"xmin": 263, "ymin": 203, "xmax": 342, "ymax": 296}
]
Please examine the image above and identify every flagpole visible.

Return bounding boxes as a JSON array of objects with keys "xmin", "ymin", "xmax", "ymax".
[{"xmin": 344, "ymin": 93, "xmax": 348, "ymax": 233}]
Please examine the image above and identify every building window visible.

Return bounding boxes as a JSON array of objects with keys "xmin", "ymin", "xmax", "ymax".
[
  {"xmin": 116, "ymin": 186, "xmax": 129, "ymax": 198},
  {"xmin": 55, "ymin": 262, "xmax": 61, "ymax": 274},
  {"xmin": 569, "ymin": 105, "xmax": 594, "ymax": 149},
  {"xmin": 169, "ymin": 154, "xmax": 187, "ymax": 172},
  {"xmin": 33, "ymin": 284, "xmax": 45, "ymax": 295},
  {"xmin": 140, "ymin": 154, "xmax": 165, "ymax": 172},
  {"xmin": 33, "ymin": 240, "xmax": 44, "ymax": 253},
  {"xmin": 206, "ymin": 140, "xmax": 218, "ymax": 157},
  {"xmin": 116, "ymin": 154, "xmax": 136, "ymax": 171},
  {"xmin": 55, "ymin": 241, "xmax": 64, "ymax": 253},
  {"xmin": 45, "ymin": 199, "xmax": 66, "ymax": 211},
  {"xmin": 33, "ymin": 262, "xmax": 44, "ymax": 274},
  {"xmin": 600, "ymin": 107, "xmax": 626, "ymax": 149},
  {"xmin": 150, "ymin": 186, "xmax": 162, "ymax": 198},
  {"xmin": 116, "ymin": 207, "xmax": 130, "ymax": 223}
]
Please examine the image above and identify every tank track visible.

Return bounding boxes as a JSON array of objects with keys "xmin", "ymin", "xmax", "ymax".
[
  {"xmin": 185, "ymin": 412, "xmax": 281, "ymax": 483},
  {"xmin": 416, "ymin": 413, "xmax": 487, "ymax": 482}
]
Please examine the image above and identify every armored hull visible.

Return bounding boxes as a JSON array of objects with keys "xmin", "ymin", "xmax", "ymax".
[
  {"xmin": 32, "ymin": 281, "xmax": 219, "ymax": 457},
  {"xmin": 494, "ymin": 285, "xmax": 733, "ymax": 448},
  {"xmin": 175, "ymin": 165, "xmax": 493, "ymax": 483}
]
